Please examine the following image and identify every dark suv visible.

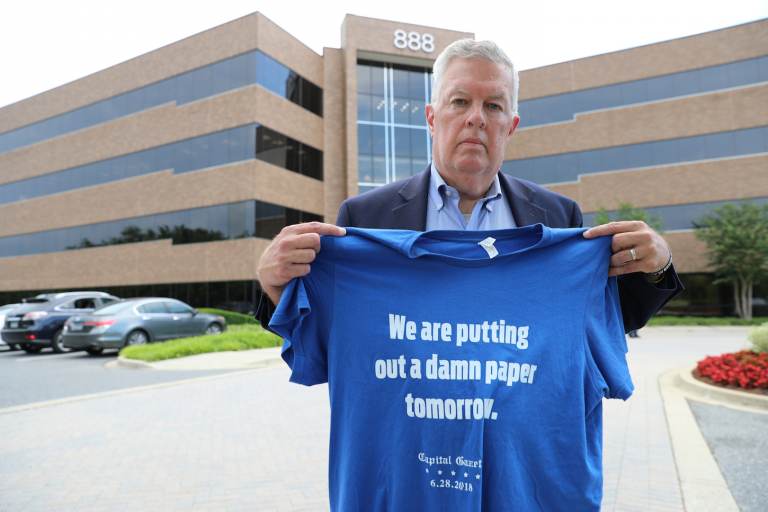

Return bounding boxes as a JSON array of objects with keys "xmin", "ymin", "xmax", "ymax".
[{"xmin": 2, "ymin": 292, "xmax": 119, "ymax": 353}]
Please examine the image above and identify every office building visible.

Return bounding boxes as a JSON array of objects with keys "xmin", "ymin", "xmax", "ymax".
[{"xmin": 1, "ymin": 14, "xmax": 765, "ymax": 314}]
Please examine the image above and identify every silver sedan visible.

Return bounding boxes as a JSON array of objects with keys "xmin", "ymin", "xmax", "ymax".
[{"xmin": 62, "ymin": 298, "xmax": 226, "ymax": 355}]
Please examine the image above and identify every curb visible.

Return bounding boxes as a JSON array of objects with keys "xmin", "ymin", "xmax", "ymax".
[
  {"xmin": 114, "ymin": 348, "xmax": 283, "ymax": 371},
  {"xmin": 659, "ymin": 368, "xmax": 739, "ymax": 512},
  {"xmin": 675, "ymin": 366, "xmax": 768, "ymax": 412},
  {"xmin": 115, "ymin": 356, "xmax": 156, "ymax": 369}
]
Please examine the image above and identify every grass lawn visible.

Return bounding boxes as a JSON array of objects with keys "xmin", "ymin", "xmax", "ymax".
[
  {"xmin": 648, "ymin": 316, "xmax": 768, "ymax": 326},
  {"xmin": 120, "ymin": 324, "xmax": 282, "ymax": 362}
]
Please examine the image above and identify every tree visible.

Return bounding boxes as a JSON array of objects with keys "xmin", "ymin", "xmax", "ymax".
[
  {"xmin": 695, "ymin": 203, "xmax": 768, "ymax": 321},
  {"xmin": 594, "ymin": 202, "xmax": 663, "ymax": 232}
]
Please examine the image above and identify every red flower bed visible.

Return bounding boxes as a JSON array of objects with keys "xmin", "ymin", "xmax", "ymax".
[{"xmin": 696, "ymin": 350, "xmax": 768, "ymax": 390}]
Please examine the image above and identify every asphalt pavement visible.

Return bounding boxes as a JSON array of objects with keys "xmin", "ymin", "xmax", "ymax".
[
  {"xmin": 0, "ymin": 347, "xmax": 232, "ymax": 409},
  {"xmin": 688, "ymin": 400, "xmax": 768, "ymax": 512}
]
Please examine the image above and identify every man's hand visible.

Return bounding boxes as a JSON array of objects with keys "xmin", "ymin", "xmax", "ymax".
[
  {"xmin": 583, "ymin": 221, "xmax": 671, "ymax": 277},
  {"xmin": 257, "ymin": 222, "xmax": 346, "ymax": 304}
]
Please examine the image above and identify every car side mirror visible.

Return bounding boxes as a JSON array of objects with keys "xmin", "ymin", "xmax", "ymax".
[{"xmin": 192, "ymin": 309, "xmax": 198, "ymax": 316}]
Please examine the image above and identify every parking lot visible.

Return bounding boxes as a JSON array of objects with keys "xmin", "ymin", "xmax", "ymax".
[{"xmin": 0, "ymin": 346, "xmax": 233, "ymax": 409}]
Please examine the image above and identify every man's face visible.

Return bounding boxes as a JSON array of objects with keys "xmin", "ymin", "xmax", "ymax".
[{"xmin": 426, "ymin": 58, "xmax": 520, "ymax": 200}]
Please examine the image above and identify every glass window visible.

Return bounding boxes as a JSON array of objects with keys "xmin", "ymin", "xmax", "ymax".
[
  {"xmin": 300, "ymin": 143, "xmax": 323, "ymax": 180},
  {"xmin": 255, "ymin": 202, "xmax": 286, "ymax": 239},
  {"xmin": 164, "ymin": 301, "xmax": 193, "ymax": 314},
  {"xmin": 256, "ymin": 126, "xmax": 288, "ymax": 169},
  {"xmin": 94, "ymin": 302, "xmax": 132, "ymax": 316},
  {"xmin": 0, "ymin": 50, "xmax": 322, "ymax": 154},
  {"xmin": 504, "ymin": 126, "xmax": 768, "ymax": 184},
  {"xmin": 358, "ymin": 93, "xmax": 373, "ymax": 122},
  {"xmin": 514, "ymin": 55, "xmax": 768, "ymax": 129},
  {"xmin": 356, "ymin": 61, "xmax": 431, "ymax": 193},
  {"xmin": 138, "ymin": 302, "xmax": 167, "ymax": 314},
  {"xmin": 59, "ymin": 298, "xmax": 97, "ymax": 310},
  {"xmin": 256, "ymin": 51, "xmax": 289, "ymax": 98},
  {"xmin": 0, "ymin": 199, "xmax": 321, "ymax": 258},
  {"xmin": 73, "ymin": 298, "xmax": 98, "ymax": 310},
  {"xmin": 0, "ymin": 122, "xmax": 324, "ymax": 206},
  {"xmin": 585, "ymin": 198, "xmax": 768, "ymax": 231},
  {"xmin": 357, "ymin": 64, "xmax": 372, "ymax": 93}
]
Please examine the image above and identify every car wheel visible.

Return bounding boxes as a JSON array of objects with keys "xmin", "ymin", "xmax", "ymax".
[
  {"xmin": 86, "ymin": 347, "xmax": 104, "ymax": 356},
  {"xmin": 9, "ymin": 344, "xmax": 19, "ymax": 351},
  {"xmin": 22, "ymin": 345, "xmax": 43, "ymax": 354},
  {"xmin": 205, "ymin": 323, "xmax": 223, "ymax": 335},
  {"xmin": 51, "ymin": 329, "xmax": 71, "ymax": 353},
  {"xmin": 124, "ymin": 330, "xmax": 149, "ymax": 347}
]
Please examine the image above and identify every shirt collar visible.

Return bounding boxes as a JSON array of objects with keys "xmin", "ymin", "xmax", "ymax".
[{"xmin": 429, "ymin": 163, "xmax": 504, "ymax": 212}]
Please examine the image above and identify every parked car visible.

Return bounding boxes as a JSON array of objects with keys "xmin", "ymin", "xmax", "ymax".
[
  {"xmin": 0, "ymin": 303, "xmax": 23, "ymax": 350},
  {"xmin": 62, "ymin": 298, "xmax": 226, "ymax": 355},
  {"xmin": 2, "ymin": 292, "xmax": 119, "ymax": 353}
]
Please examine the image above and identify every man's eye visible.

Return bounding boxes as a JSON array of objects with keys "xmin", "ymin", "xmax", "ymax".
[
  {"xmin": 451, "ymin": 98, "xmax": 468, "ymax": 106},
  {"xmin": 487, "ymin": 103, "xmax": 502, "ymax": 111}
]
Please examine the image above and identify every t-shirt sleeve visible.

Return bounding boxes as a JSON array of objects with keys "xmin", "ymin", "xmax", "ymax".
[
  {"xmin": 585, "ymin": 276, "xmax": 634, "ymax": 400},
  {"xmin": 268, "ymin": 276, "xmax": 329, "ymax": 386}
]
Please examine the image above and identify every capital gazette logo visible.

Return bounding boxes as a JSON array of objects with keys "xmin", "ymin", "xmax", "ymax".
[{"xmin": 419, "ymin": 452, "xmax": 481, "ymax": 492}]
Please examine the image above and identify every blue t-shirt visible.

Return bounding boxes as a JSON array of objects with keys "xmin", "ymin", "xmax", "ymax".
[{"xmin": 270, "ymin": 224, "xmax": 633, "ymax": 512}]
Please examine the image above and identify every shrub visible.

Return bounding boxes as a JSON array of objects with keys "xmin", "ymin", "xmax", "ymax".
[
  {"xmin": 696, "ymin": 350, "xmax": 768, "ymax": 390},
  {"xmin": 748, "ymin": 322, "xmax": 768, "ymax": 353},
  {"xmin": 121, "ymin": 324, "xmax": 280, "ymax": 362},
  {"xmin": 649, "ymin": 316, "xmax": 768, "ymax": 326},
  {"xmin": 198, "ymin": 307, "xmax": 258, "ymax": 325}
]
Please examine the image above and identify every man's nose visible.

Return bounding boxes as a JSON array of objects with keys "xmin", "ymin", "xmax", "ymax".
[{"xmin": 465, "ymin": 104, "xmax": 486, "ymax": 129}]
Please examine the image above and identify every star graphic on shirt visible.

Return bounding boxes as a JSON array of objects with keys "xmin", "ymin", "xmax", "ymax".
[
  {"xmin": 451, "ymin": 471, "xmax": 456, "ymax": 476},
  {"xmin": 437, "ymin": 470, "xmax": 442, "ymax": 475},
  {"xmin": 463, "ymin": 472, "xmax": 468, "ymax": 478},
  {"xmin": 475, "ymin": 474, "xmax": 481, "ymax": 480},
  {"xmin": 425, "ymin": 468, "xmax": 429, "ymax": 473}
]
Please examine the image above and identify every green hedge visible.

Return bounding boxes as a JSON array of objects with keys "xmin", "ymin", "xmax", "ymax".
[
  {"xmin": 198, "ymin": 307, "xmax": 259, "ymax": 325},
  {"xmin": 120, "ymin": 324, "xmax": 280, "ymax": 362},
  {"xmin": 648, "ymin": 316, "xmax": 768, "ymax": 326}
]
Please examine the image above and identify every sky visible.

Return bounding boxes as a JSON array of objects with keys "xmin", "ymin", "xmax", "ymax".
[{"xmin": 1, "ymin": 0, "xmax": 766, "ymax": 108}]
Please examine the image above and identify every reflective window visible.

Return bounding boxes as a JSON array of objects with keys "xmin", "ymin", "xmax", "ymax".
[
  {"xmin": 583, "ymin": 197, "xmax": 768, "ymax": 231},
  {"xmin": 0, "ymin": 201, "xmax": 322, "ymax": 258},
  {"xmin": 255, "ymin": 126, "xmax": 322, "ymax": 179},
  {"xmin": 164, "ymin": 301, "xmax": 193, "ymax": 314},
  {"xmin": 356, "ymin": 61, "xmax": 432, "ymax": 192},
  {"xmin": 138, "ymin": 302, "xmax": 167, "ymax": 314},
  {"xmin": 254, "ymin": 202, "xmax": 322, "ymax": 239},
  {"xmin": 519, "ymin": 55, "xmax": 768, "ymax": 127},
  {"xmin": 94, "ymin": 302, "xmax": 133, "ymax": 316},
  {"xmin": 0, "ymin": 50, "xmax": 322, "ymax": 154},
  {"xmin": 502, "ymin": 125, "xmax": 768, "ymax": 184},
  {"xmin": 0, "ymin": 123, "xmax": 322, "ymax": 205}
]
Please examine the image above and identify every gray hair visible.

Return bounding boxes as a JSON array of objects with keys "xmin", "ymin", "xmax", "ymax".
[{"xmin": 431, "ymin": 39, "xmax": 519, "ymax": 114}]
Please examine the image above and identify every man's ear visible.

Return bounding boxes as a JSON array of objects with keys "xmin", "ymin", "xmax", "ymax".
[
  {"xmin": 425, "ymin": 104, "xmax": 435, "ymax": 135},
  {"xmin": 508, "ymin": 115, "xmax": 520, "ymax": 137}
]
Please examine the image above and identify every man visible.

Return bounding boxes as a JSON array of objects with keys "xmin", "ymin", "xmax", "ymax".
[{"xmin": 257, "ymin": 39, "xmax": 682, "ymax": 329}]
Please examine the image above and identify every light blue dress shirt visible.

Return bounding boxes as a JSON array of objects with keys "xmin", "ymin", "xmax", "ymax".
[{"xmin": 426, "ymin": 164, "xmax": 517, "ymax": 231}]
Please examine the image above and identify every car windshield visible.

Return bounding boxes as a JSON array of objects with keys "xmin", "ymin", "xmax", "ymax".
[{"xmin": 93, "ymin": 302, "xmax": 134, "ymax": 316}]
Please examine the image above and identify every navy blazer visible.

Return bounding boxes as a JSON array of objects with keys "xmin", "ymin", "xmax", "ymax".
[{"xmin": 257, "ymin": 167, "xmax": 683, "ymax": 331}]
